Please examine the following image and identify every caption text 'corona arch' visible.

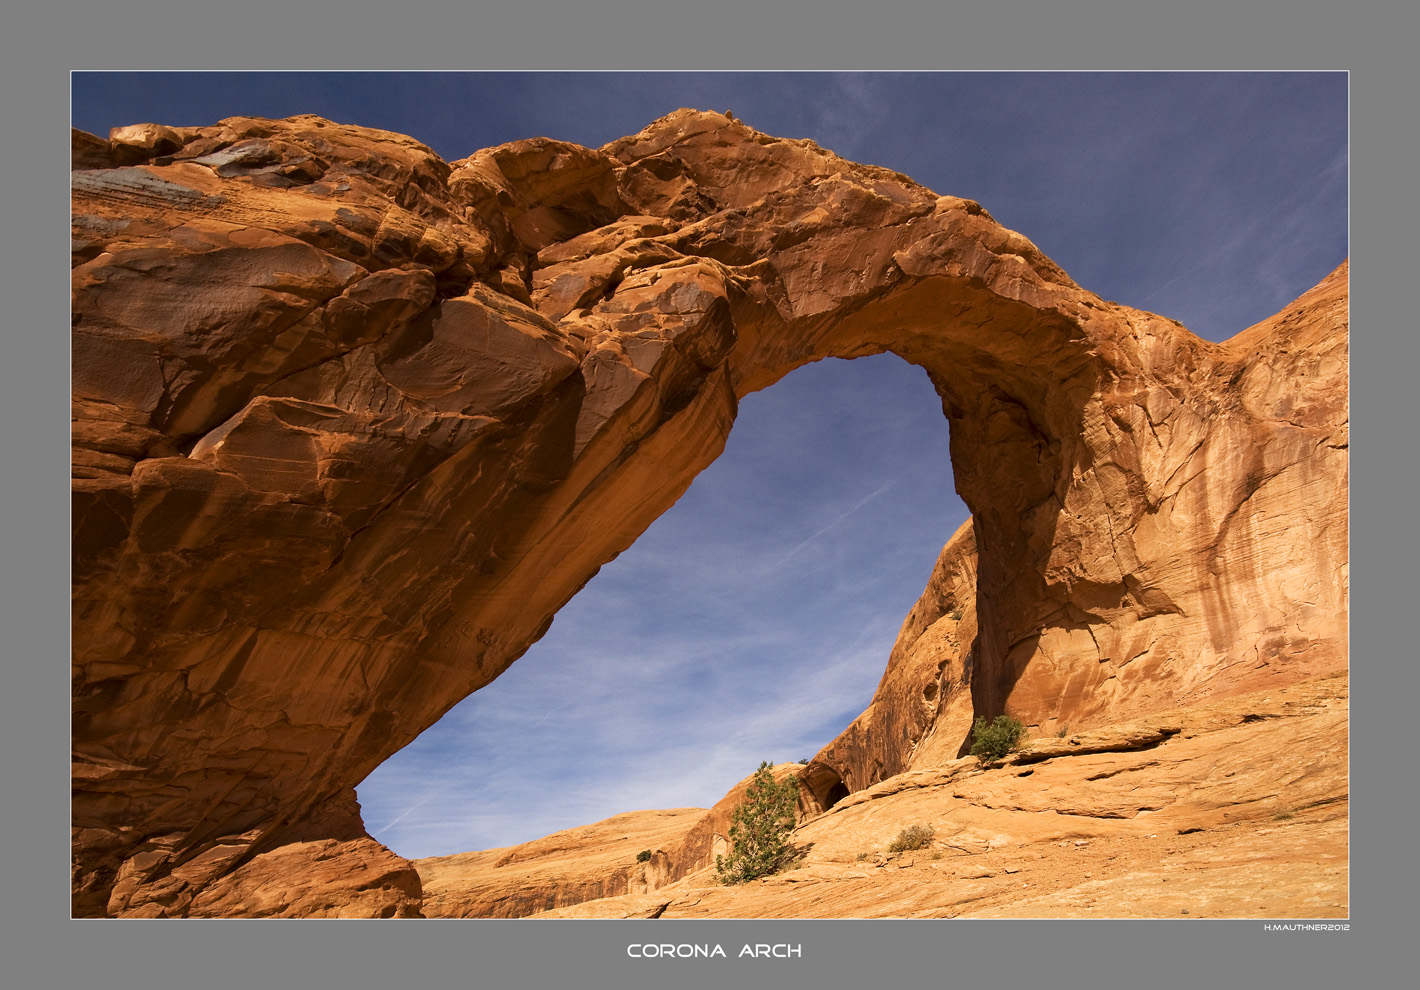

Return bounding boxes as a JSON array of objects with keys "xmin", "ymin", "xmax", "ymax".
[{"xmin": 626, "ymin": 944, "xmax": 803, "ymax": 958}]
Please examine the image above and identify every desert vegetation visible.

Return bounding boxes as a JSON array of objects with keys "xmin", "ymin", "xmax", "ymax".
[
  {"xmin": 888, "ymin": 824, "xmax": 936, "ymax": 853},
  {"xmin": 714, "ymin": 762, "xmax": 800, "ymax": 885},
  {"xmin": 970, "ymin": 715, "xmax": 1027, "ymax": 765}
]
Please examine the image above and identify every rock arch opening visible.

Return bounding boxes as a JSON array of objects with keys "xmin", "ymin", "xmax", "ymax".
[{"xmin": 356, "ymin": 352, "xmax": 963, "ymax": 858}]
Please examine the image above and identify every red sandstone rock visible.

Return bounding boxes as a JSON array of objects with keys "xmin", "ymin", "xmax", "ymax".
[{"xmin": 71, "ymin": 109, "xmax": 1347, "ymax": 916}]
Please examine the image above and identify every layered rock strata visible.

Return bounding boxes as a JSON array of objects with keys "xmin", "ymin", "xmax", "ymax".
[{"xmin": 71, "ymin": 110, "xmax": 1347, "ymax": 916}]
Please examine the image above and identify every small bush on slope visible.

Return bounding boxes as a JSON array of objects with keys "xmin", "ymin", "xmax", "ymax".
[{"xmin": 970, "ymin": 714, "xmax": 1027, "ymax": 765}]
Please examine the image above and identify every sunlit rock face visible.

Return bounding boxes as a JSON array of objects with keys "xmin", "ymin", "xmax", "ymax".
[{"xmin": 71, "ymin": 110, "xmax": 1347, "ymax": 916}]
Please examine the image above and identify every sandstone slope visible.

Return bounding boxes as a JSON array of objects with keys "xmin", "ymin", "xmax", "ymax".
[
  {"xmin": 526, "ymin": 672, "xmax": 1347, "ymax": 919},
  {"xmin": 72, "ymin": 110, "xmax": 1346, "ymax": 917},
  {"xmin": 416, "ymin": 808, "xmax": 706, "ymax": 918}
]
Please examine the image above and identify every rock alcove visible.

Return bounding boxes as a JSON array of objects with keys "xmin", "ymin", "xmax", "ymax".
[
  {"xmin": 799, "ymin": 763, "xmax": 852, "ymax": 816},
  {"xmin": 71, "ymin": 110, "xmax": 1348, "ymax": 917}
]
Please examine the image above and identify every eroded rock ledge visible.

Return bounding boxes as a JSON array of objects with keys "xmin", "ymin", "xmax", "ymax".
[{"xmin": 72, "ymin": 110, "xmax": 1347, "ymax": 916}]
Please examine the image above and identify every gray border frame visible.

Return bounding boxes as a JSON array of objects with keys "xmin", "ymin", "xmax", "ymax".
[{"xmin": 13, "ymin": 2, "xmax": 1411, "ymax": 987}]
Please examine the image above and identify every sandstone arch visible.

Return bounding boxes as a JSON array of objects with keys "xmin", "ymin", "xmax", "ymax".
[{"xmin": 71, "ymin": 111, "xmax": 1348, "ymax": 916}]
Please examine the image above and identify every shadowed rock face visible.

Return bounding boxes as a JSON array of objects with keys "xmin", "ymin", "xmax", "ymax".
[{"xmin": 71, "ymin": 110, "xmax": 1347, "ymax": 916}]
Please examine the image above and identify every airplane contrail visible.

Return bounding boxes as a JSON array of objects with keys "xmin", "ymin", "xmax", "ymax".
[
  {"xmin": 770, "ymin": 481, "xmax": 898, "ymax": 569},
  {"xmin": 374, "ymin": 797, "xmax": 432, "ymax": 835}
]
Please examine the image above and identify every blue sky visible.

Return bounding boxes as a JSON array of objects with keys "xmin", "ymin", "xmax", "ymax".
[{"xmin": 72, "ymin": 72, "xmax": 1348, "ymax": 858}]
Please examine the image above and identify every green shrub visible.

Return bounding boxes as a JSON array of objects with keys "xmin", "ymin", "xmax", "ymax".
[
  {"xmin": 970, "ymin": 714, "xmax": 1027, "ymax": 765},
  {"xmin": 636, "ymin": 849, "xmax": 652, "ymax": 863},
  {"xmin": 888, "ymin": 824, "xmax": 936, "ymax": 852},
  {"xmin": 715, "ymin": 761, "xmax": 800, "ymax": 885}
]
